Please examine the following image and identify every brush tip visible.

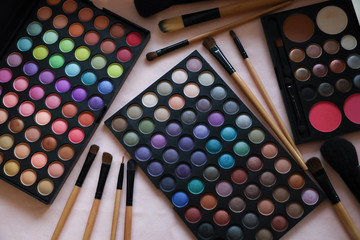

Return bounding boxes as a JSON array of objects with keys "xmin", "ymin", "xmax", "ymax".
[
  {"xmin": 306, "ymin": 157, "xmax": 323, "ymax": 174},
  {"xmin": 102, "ymin": 152, "xmax": 113, "ymax": 165},
  {"xmin": 229, "ymin": 30, "xmax": 236, "ymax": 38},
  {"xmin": 202, "ymin": 37, "xmax": 217, "ymax": 50},
  {"xmin": 122, "ymin": 156, "xmax": 125, "ymax": 163},
  {"xmin": 158, "ymin": 16, "xmax": 184, "ymax": 33},
  {"xmin": 127, "ymin": 159, "xmax": 136, "ymax": 171},
  {"xmin": 89, "ymin": 144, "xmax": 100, "ymax": 154},
  {"xmin": 146, "ymin": 51, "xmax": 158, "ymax": 61}
]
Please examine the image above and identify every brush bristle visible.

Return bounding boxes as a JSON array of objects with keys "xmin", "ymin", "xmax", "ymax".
[
  {"xmin": 202, "ymin": 37, "xmax": 217, "ymax": 50},
  {"xmin": 122, "ymin": 156, "xmax": 125, "ymax": 163},
  {"xmin": 146, "ymin": 51, "xmax": 158, "ymax": 61},
  {"xmin": 134, "ymin": 0, "xmax": 175, "ymax": 17},
  {"xmin": 321, "ymin": 138, "xmax": 359, "ymax": 174},
  {"xmin": 159, "ymin": 16, "xmax": 184, "ymax": 32},
  {"xmin": 127, "ymin": 159, "xmax": 136, "ymax": 172},
  {"xmin": 89, "ymin": 144, "xmax": 99, "ymax": 154},
  {"xmin": 306, "ymin": 157, "xmax": 323, "ymax": 174},
  {"xmin": 102, "ymin": 152, "xmax": 113, "ymax": 165}
]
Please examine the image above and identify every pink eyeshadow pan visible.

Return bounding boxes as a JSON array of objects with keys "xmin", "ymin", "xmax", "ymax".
[
  {"xmin": 13, "ymin": 77, "xmax": 29, "ymax": 92},
  {"xmin": 52, "ymin": 119, "xmax": 68, "ymax": 135},
  {"xmin": 45, "ymin": 94, "xmax": 61, "ymax": 109},
  {"xmin": 31, "ymin": 152, "xmax": 48, "ymax": 169},
  {"xmin": 84, "ymin": 31, "xmax": 100, "ymax": 45},
  {"xmin": 19, "ymin": 101, "xmax": 35, "ymax": 117},
  {"xmin": 48, "ymin": 162, "xmax": 64, "ymax": 178},
  {"xmin": 7, "ymin": 52, "xmax": 23, "ymax": 67}
]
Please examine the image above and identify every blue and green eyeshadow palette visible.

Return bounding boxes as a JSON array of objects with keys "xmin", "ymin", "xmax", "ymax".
[
  {"xmin": 105, "ymin": 51, "xmax": 324, "ymax": 239},
  {"xmin": 0, "ymin": 0, "xmax": 149, "ymax": 204}
]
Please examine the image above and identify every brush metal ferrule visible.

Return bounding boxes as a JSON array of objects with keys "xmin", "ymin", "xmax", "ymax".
[{"xmin": 207, "ymin": 43, "xmax": 235, "ymax": 75}]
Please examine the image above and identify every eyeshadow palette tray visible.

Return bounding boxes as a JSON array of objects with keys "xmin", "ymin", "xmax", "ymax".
[
  {"xmin": 0, "ymin": 0, "xmax": 150, "ymax": 203},
  {"xmin": 105, "ymin": 51, "xmax": 324, "ymax": 240},
  {"xmin": 262, "ymin": 0, "xmax": 360, "ymax": 144}
]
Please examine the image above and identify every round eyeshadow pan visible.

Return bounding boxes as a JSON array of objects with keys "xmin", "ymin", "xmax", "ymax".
[
  {"xmin": 20, "ymin": 170, "xmax": 37, "ymax": 186},
  {"xmin": 347, "ymin": 54, "xmax": 360, "ymax": 69},
  {"xmin": 236, "ymin": 114, "xmax": 252, "ymax": 129},
  {"xmin": 81, "ymin": 71, "xmax": 97, "ymax": 85},
  {"xmin": 123, "ymin": 131, "xmax": 140, "ymax": 147},
  {"xmin": 273, "ymin": 186, "xmax": 290, "ymax": 203},
  {"xmin": 147, "ymin": 161, "xmax": 164, "ymax": 177},
  {"xmin": 186, "ymin": 57, "xmax": 202, "ymax": 72},
  {"xmin": 7, "ymin": 52, "xmax": 23, "ymax": 67},
  {"xmin": 41, "ymin": 135, "xmax": 57, "ymax": 151},
  {"xmin": 203, "ymin": 166, "xmax": 220, "ymax": 182},
  {"xmin": 75, "ymin": 46, "xmax": 91, "ymax": 61},
  {"xmin": 341, "ymin": 35, "xmax": 357, "ymax": 50},
  {"xmin": 139, "ymin": 118, "xmax": 155, "ymax": 134},
  {"xmin": 37, "ymin": 179, "xmax": 54, "ymax": 196},
  {"xmin": 78, "ymin": 8, "xmax": 94, "ymax": 22},
  {"xmin": 227, "ymin": 226, "xmax": 244, "ymax": 240},
  {"xmin": 231, "ymin": 168, "xmax": 248, "ymax": 184},
  {"xmin": 184, "ymin": 83, "xmax": 200, "ymax": 98},
  {"xmin": 97, "ymin": 80, "xmax": 114, "ymax": 94},
  {"xmin": 178, "ymin": 136, "xmax": 194, "ymax": 151},
  {"xmin": 283, "ymin": 14, "xmax": 314, "ymax": 43},
  {"xmin": 166, "ymin": 121, "xmax": 182, "ymax": 136},
  {"xmin": 260, "ymin": 171, "xmax": 277, "ymax": 187},
  {"xmin": 200, "ymin": 194, "xmax": 217, "ymax": 210},
  {"xmin": 157, "ymin": 81, "xmax": 173, "ymax": 96},
  {"xmin": 221, "ymin": 126, "xmax": 237, "ymax": 142},
  {"xmin": 196, "ymin": 97, "xmax": 212, "ymax": 112},
  {"xmin": 198, "ymin": 223, "xmax": 214, "ymax": 239},
  {"xmin": 306, "ymin": 44, "xmax": 322, "ymax": 58},
  {"xmin": 289, "ymin": 48, "xmax": 305, "ymax": 62},
  {"xmin": 101, "ymin": 39, "xmax": 116, "ymax": 54},
  {"xmin": 58, "ymin": 144, "xmax": 75, "ymax": 161},
  {"xmin": 13, "ymin": 77, "xmax": 29, "ymax": 91},
  {"xmin": 210, "ymin": 85, "xmax": 227, "ymax": 100},
  {"xmin": 316, "ymin": 6, "xmax": 348, "ymax": 35},
  {"xmin": 188, "ymin": 178, "xmax": 204, "ymax": 194},
  {"xmin": 323, "ymin": 39, "xmax": 340, "ymax": 54},
  {"xmin": 301, "ymin": 188, "xmax": 319, "ymax": 205},
  {"xmin": 190, "ymin": 151, "xmax": 207, "ymax": 166},
  {"xmin": 246, "ymin": 156, "xmax": 263, "ymax": 172},
  {"xmin": 53, "ymin": 15, "xmax": 68, "ymax": 29},
  {"xmin": 261, "ymin": 143, "xmax": 278, "ymax": 159},
  {"xmin": 185, "ymin": 207, "xmax": 202, "ymax": 223},
  {"xmin": 59, "ymin": 38, "xmax": 74, "ymax": 53},
  {"xmin": 25, "ymin": 126, "xmax": 41, "ymax": 142},
  {"xmin": 336, "ymin": 79, "xmax": 352, "ymax": 93},
  {"xmin": 151, "ymin": 133, "xmax": 167, "ymax": 149},
  {"xmin": 32, "ymin": 44, "xmax": 49, "ymax": 60},
  {"xmin": 84, "ymin": 31, "xmax": 100, "ymax": 45},
  {"xmin": 258, "ymin": 199, "xmax": 275, "ymax": 216},
  {"xmin": 135, "ymin": 146, "xmax": 152, "ymax": 162},
  {"xmin": 271, "ymin": 215, "xmax": 288, "ymax": 232},
  {"xmin": 8, "ymin": 117, "xmax": 24, "ymax": 133},
  {"xmin": 275, "ymin": 158, "xmax": 291, "ymax": 174},
  {"xmin": 127, "ymin": 104, "xmax": 143, "ymax": 120},
  {"xmin": 216, "ymin": 181, "xmax": 233, "ymax": 197},
  {"xmin": 14, "ymin": 143, "xmax": 31, "ymax": 159},
  {"xmin": 295, "ymin": 67, "xmax": 311, "ymax": 81},
  {"xmin": 181, "ymin": 109, "xmax": 197, "ymax": 125},
  {"xmin": 0, "ymin": 134, "xmax": 14, "ymax": 150},
  {"xmin": 223, "ymin": 99, "xmax": 240, "ymax": 115},
  {"xmin": 17, "ymin": 37, "xmax": 33, "ymax": 52},
  {"xmin": 110, "ymin": 23, "xmax": 125, "ymax": 38},
  {"xmin": 62, "ymin": 102, "xmax": 78, "ymax": 118},
  {"xmin": 229, "ymin": 196, "xmax": 246, "ymax": 213},
  {"xmin": 154, "ymin": 106, "xmax": 170, "ymax": 122},
  {"xmin": 94, "ymin": 16, "xmax": 109, "ymax": 30},
  {"xmin": 213, "ymin": 210, "xmax": 230, "ymax": 226},
  {"xmin": 27, "ymin": 21, "xmax": 42, "ymax": 36},
  {"xmin": 163, "ymin": 148, "xmax": 179, "ymax": 164},
  {"xmin": 206, "ymin": 138, "xmax": 222, "ymax": 154},
  {"xmin": 117, "ymin": 47, "xmax": 132, "ymax": 62},
  {"xmin": 171, "ymin": 191, "xmax": 189, "ymax": 208},
  {"xmin": 48, "ymin": 161, "xmax": 64, "ymax": 178},
  {"xmin": 175, "ymin": 163, "xmax": 191, "ymax": 179},
  {"xmin": 88, "ymin": 95, "xmax": 104, "ymax": 111},
  {"xmin": 160, "ymin": 176, "xmax": 176, "ymax": 192},
  {"xmin": 169, "ymin": 94, "xmax": 184, "ymax": 110},
  {"xmin": 43, "ymin": 30, "xmax": 58, "ymax": 45},
  {"xmin": 193, "ymin": 124, "xmax": 210, "ymax": 139},
  {"xmin": 344, "ymin": 93, "xmax": 360, "ymax": 124},
  {"xmin": 309, "ymin": 101, "xmax": 341, "ymax": 132},
  {"xmin": 286, "ymin": 201, "xmax": 304, "ymax": 219},
  {"xmin": 288, "ymin": 173, "xmax": 305, "ymax": 189},
  {"xmin": 3, "ymin": 92, "xmax": 18, "ymax": 108},
  {"xmin": 242, "ymin": 213, "xmax": 259, "ymax": 229},
  {"xmin": 37, "ymin": 6, "xmax": 52, "ymax": 21},
  {"xmin": 218, "ymin": 154, "xmax": 235, "ymax": 169},
  {"xmin": 62, "ymin": 0, "xmax": 78, "ymax": 14},
  {"xmin": 244, "ymin": 184, "xmax": 261, "ymax": 200},
  {"xmin": 172, "ymin": 69, "xmax": 188, "ymax": 84},
  {"xmin": 0, "ymin": 68, "xmax": 12, "ymax": 83},
  {"xmin": 78, "ymin": 111, "xmax": 95, "ymax": 127},
  {"xmin": 0, "ymin": 109, "xmax": 8, "ymax": 124},
  {"xmin": 198, "ymin": 71, "xmax": 215, "ymax": 86},
  {"xmin": 111, "ymin": 116, "xmax": 128, "ymax": 132},
  {"xmin": 233, "ymin": 141, "xmax": 250, "ymax": 157},
  {"xmin": 68, "ymin": 127, "xmax": 86, "ymax": 144},
  {"xmin": 126, "ymin": 32, "xmax": 142, "ymax": 47},
  {"xmin": 256, "ymin": 228, "xmax": 273, "ymax": 240},
  {"xmin": 68, "ymin": 23, "xmax": 84, "ymax": 37},
  {"xmin": 4, "ymin": 160, "xmax": 20, "ymax": 176}
]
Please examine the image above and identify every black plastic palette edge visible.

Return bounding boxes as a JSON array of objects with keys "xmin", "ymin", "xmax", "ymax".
[
  {"xmin": 0, "ymin": 0, "xmax": 150, "ymax": 204},
  {"xmin": 261, "ymin": 0, "xmax": 360, "ymax": 144},
  {"xmin": 104, "ymin": 51, "xmax": 324, "ymax": 240}
]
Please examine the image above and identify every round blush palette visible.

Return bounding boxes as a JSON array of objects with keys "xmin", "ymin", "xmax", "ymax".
[
  {"xmin": 105, "ymin": 51, "xmax": 324, "ymax": 239},
  {"xmin": 0, "ymin": 0, "xmax": 149, "ymax": 204},
  {"xmin": 261, "ymin": 0, "xmax": 360, "ymax": 143}
]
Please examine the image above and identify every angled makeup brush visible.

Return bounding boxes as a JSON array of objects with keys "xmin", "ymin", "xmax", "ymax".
[
  {"xmin": 134, "ymin": 0, "xmax": 207, "ymax": 17},
  {"xmin": 306, "ymin": 157, "xmax": 360, "ymax": 240},
  {"xmin": 51, "ymin": 144, "xmax": 99, "ymax": 240},
  {"xmin": 320, "ymin": 138, "xmax": 360, "ymax": 203},
  {"xmin": 83, "ymin": 152, "xmax": 112, "ymax": 240},
  {"xmin": 110, "ymin": 156, "xmax": 125, "ymax": 240},
  {"xmin": 124, "ymin": 159, "xmax": 136, "ymax": 240},
  {"xmin": 202, "ymin": 37, "xmax": 307, "ymax": 171},
  {"xmin": 159, "ymin": 0, "xmax": 287, "ymax": 32},
  {"xmin": 147, "ymin": 1, "xmax": 291, "ymax": 61},
  {"xmin": 230, "ymin": 30, "xmax": 300, "ymax": 157}
]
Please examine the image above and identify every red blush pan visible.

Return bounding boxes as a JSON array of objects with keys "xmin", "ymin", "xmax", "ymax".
[{"xmin": 309, "ymin": 101, "xmax": 342, "ymax": 132}]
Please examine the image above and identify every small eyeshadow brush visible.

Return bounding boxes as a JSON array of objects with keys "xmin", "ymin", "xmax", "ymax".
[
  {"xmin": 124, "ymin": 159, "xmax": 136, "ymax": 240},
  {"xmin": 51, "ymin": 144, "xmax": 99, "ymax": 240},
  {"xmin": 320, "ymin": 138, "xmax": 360, "ymax": 203},
  {"xmin": 203, "ymin": 37, "xmax": 307, "ymax": 171},
  {"xmin": 306, "ymin": 157, "xmax": 360, "ymax": 240},
  {"xmin": 111, "ymin": 156, "xmax": 125, "ymax": 240},
  {"xmin": 83, "ymin": 152, "xmax": 113, "ymax": 240}
]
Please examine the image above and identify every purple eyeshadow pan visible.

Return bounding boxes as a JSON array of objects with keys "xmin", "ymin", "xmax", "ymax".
[
  {"xmin": 193, "ymin": 124, "xmax": 210, "ymax": 139},
  {"xmin": 72, "ymin": 87, "xmax": 87, "ymax": 102},
  {"xmin": 151, "ymin": 133, "xmax": 167, "ymax": 149},
  {"xmin": 147, "ymin": 161, "xmax": 164, "ymax": 177},
  {"xmin": 208, "ymin": 111, "xmax": 224, "ymax": 127},
  {"xmin": 175, "ymin": 163, "xmax": 191, "ymax": 179},
  {"xmin": 88, "ymin": 95, "xmax": 104, "ymax": 111},
  {"xmin": 39, "ymin": 69, "xmax": 55, "ymax": 84},
  {"xmin": 190, "ymin": 151, "xmax": 207, "ymax": 166},
  {"xmin": 166, "ymin": 121, "xmax": 182, "ymax": 136},
  {"xmin": 178, "ymin": 136, "xmax": 194, "ymax": 151},
  {"xmin": 55, "ymin": 78, "xmax": 71, "ymax": 93},
  {"xmin": 135, "ymin": 146, "xmax": 152, "ymax": 161},
  {"xmin": 23, "ymin": 61, "xmax": 39, "ymax": 76},
  {"xmin": 163, "ymin": 148, "xmax": 179, "ymax": 164}
]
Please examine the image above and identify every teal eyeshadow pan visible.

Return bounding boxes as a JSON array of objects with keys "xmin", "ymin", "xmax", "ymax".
[
  {"xmin": 105, "ymin": 51, "xmax": 324, "ymax": 239},
  {"xmin": 0, "ymin": 0, "xmax": 150, "ymax": 204}
]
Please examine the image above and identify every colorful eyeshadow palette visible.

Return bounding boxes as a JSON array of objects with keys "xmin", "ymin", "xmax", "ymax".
[
  {"xmin": 261, "ymin": 0, "xmax": 360, "ymax": 144},
  {"xmin": 105, "ymin": 51, "xmax": 324, "ymax": 239},
  {"xmin": 0, "ymin": 0, "xmax": 149, "ymax": 203}
]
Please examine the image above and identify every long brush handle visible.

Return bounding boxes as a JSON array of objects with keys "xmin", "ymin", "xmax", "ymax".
[
  {"xmin": 243, "ymin": 58, "xmax": 301, "ymax": 156},
  {"xmin": 160, "ymin": 0, "xmax": 287, "ymax": 32},
  {"xmin": 110, "ymin": 190, "xmax": 122, "ymax": 240},
  {"xmin": 231, "ymin": 72, "xmax": 307, "ymax": 170},
  {"xmin": 51, "ymin": 186, "xmax": 81, "ymax": 240},
  {"xmin": 333, "ymin": 202, "xmax": 360, "ymax": 240},
  {"xmin": 147, "ymin": 1, "xmax": 291, "ymax": 61},
  {"xmin": 83, "ymin": 199, "xmax": 100, "ymax": 240},
  {"xmin": 124, "ymin": 206, "xmax": 133, "ymax": 240}
]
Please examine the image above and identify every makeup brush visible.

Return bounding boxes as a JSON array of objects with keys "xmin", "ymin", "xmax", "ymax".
[
  {"xmin": 110, "ymin": 156, "xmax": 125, "ymax": 240},
  {"xmin": 147, "ymin": 1, "xmax": 291, "ymax": 61},
  {"xmin": 159, "ymin": 0, "xmax": 287, "ymax": 32},
  {"xmin": 320, "ymin": 138, "xmax": 360, "ymax": 203},
  {"xmin": 306, "ymin": 157, "xmax": 360, "ymax": 240},
  {"xmin": 124, "ymin": 159, "xmax": 136, "ymax": 240},
  {"xmin": 51, "ymin": 144, "xmax": 99, "ymax": 240},
  {"xmin": 134, "ymin": 0, "xmax": 207, "ymax": 17},
  {"xmin": 229, "ymin": 30, "xmax": 300, "ymax": 156},
  {"xmin": 83, "ymin": 152, "xmax": 112, "ymax": 240},
  {"xmin": 203, "ymin": 37, "xmax": 307, "ymax": 171}
]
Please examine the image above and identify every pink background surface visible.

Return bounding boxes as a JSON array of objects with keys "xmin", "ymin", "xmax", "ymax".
[{"xmin": 0, "ymin": 0, "xmax": 360, "ymax": 239}]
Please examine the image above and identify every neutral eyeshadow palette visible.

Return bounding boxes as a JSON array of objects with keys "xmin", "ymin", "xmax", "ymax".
[
  {"xmin": 105, "ymin": 51, "xmax": 324, "ymax": 240},
  {"xmin": 262, "ymin": 0, "xmax": 360, "ymax": 144},
  {"xmin": 0, "ymin": 0, "xmax": 149, "ymax": 203}
]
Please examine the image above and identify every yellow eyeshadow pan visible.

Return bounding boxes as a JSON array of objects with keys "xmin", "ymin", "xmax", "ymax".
[
  {"xmin": 0, "ymin": 0, "xmax": 149, "ymax": 204},
  {"xmin": 105, "ymin": 52, "xmax": 324, "ymax": 239}
]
